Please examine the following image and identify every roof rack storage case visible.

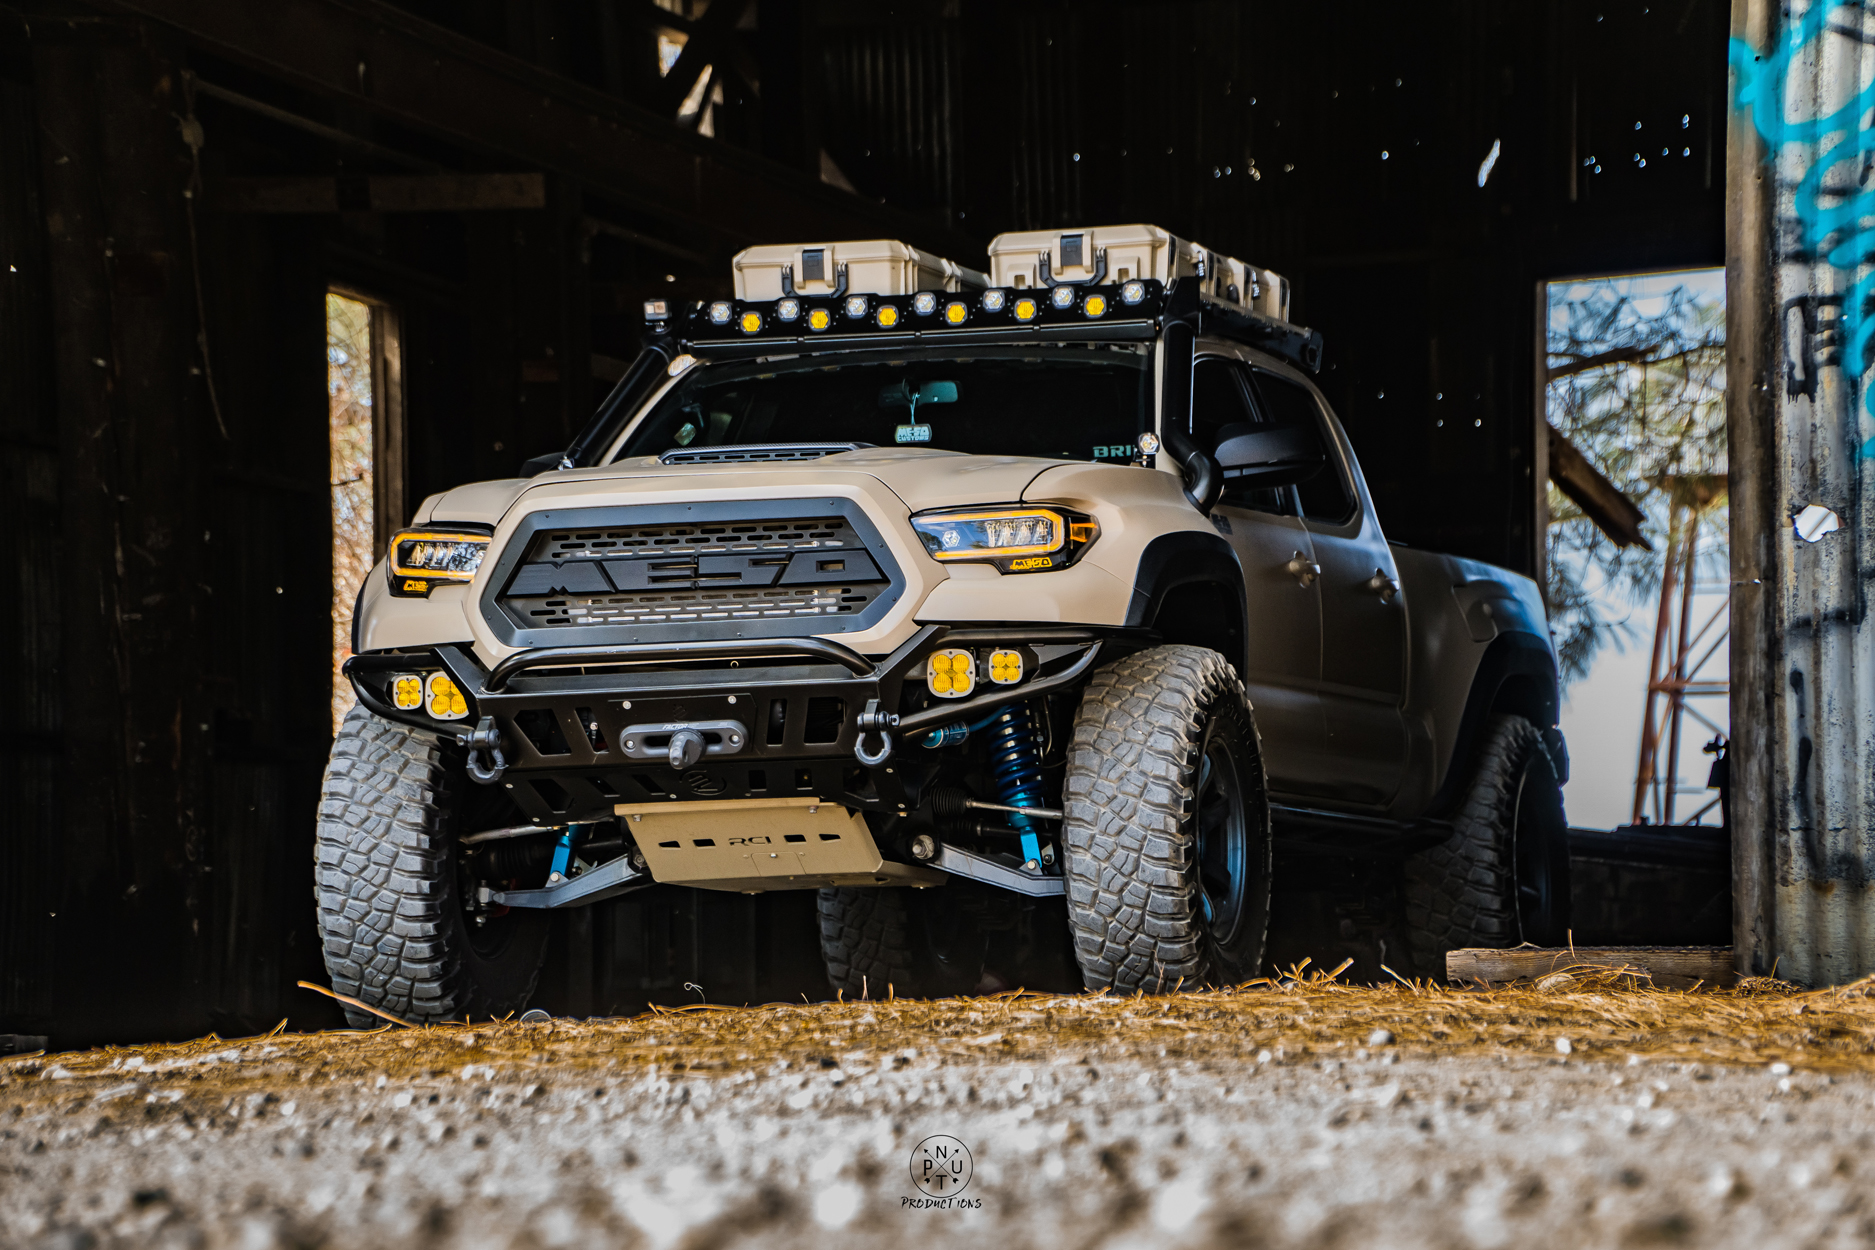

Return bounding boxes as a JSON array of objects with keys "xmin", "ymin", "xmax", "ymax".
[{"xmin": 732, "ymin": 239, "xmax": 989, "ymax": 301}]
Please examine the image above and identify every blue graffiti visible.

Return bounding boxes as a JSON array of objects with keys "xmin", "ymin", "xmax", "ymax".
[{"xmin": 1733, "ymin": 4, "xmax": 1875, "ymax": 448}]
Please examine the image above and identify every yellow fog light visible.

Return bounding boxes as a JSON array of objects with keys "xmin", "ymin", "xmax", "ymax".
[
  {"xmin": 1084, "ymin": 294, "xmax": 1107, "ymax": 318},
  {"xmin": 944, "ymin": 301, "xmax": 968, "ymax": 325},
  {"xmin": 988, "ymin": 650, "xmax": 1024, "ymax": 685},
  {"xmin": 876, "ymin": 304, "xmax": 900, "ymax": 328},
  {"xmin": 392, "ymin": 674, "xmax": 423, "ymax": 709},
  {"xmin": 807, "ymin": 307, "xmax": 831, "ymax": 331},
  {"xmin": 424, "ymin": 672, "xmax": 469, "ymax": 721},
  {"xmin": 740, "ymin": 311, "xmax": 763, "ymax": 334},
  {"xmin": 1013, "ymin": 297, "xmax": 1038, "ymax": 322},
  {"xmin": 926, "ymin": 648, "xmax": 976, "ymax": 699}
]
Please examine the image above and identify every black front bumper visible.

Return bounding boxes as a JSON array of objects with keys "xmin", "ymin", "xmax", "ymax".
[{"xmin": 346, "ymin": 624, "xmax": 1138, "ymax": 824}]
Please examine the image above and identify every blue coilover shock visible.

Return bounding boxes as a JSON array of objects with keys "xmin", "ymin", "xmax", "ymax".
[{"xmin": 985, "ymin": 704, "xmax": 1047, "ymax": 867}]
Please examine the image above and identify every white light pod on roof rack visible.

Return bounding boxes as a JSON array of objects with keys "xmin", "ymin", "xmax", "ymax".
[
  {"xmin": 731, "ymin": 240, "xmax": 988, "ymax": 301},
  {"xmin": 986, "ymin": 223, "xmax": 1293, "ymax": 325}
]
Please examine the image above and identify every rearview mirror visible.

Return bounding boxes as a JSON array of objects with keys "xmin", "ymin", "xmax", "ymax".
[
  {"xmin": 879, "ymin": 380, "xmax": 959, "ymax": 408},
  {"xmin": 1213, "ymin": 425, "xmax": 1324, "ymax": 489}
]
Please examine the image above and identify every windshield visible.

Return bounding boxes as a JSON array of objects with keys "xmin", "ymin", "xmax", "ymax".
[{"xmin": 612, "ymin": 347, "xmax": 1151, "ymax": 463}]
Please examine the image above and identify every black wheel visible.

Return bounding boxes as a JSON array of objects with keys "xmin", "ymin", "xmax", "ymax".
[
  {"xmin": 1061, "ymin": 644, "xmax": 1273, "ymax": 991},
  {"xmin": 315, "ymin": 705, "xmax": 550, "ymax": 1025},
  {"xmin": 1404, "ymin": 713, "xmax": 1572, "ymax": 976}
]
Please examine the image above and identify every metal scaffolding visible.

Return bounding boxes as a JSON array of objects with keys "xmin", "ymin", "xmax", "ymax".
[{"xmin": 1631, "ymin": 476, "xmax": 1729, "ymax": 827}]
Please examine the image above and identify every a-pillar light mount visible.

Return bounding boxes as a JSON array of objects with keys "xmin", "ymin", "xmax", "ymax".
[{"xmin": 677, "ymin": 280, "xmax": 1165, "ymax": 345}]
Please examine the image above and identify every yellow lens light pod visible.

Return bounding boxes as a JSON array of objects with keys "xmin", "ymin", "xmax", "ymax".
[
  {"xmin": 876, "ymin": 304, "xmax": 900, "ymax": 328},
  {"xmin": 1013, "ymin": 297, "xmax": 1038, "ymax": 322},
  {"xmin": 1084, "ymin": 294, "xmax": 1108, "ymax": 318},
  {"xmin": 392, "ymin": 674, "xmax": 423, "ymax": 710},
  {"xmin": 423, "ymin": 672, "xmax": 469, "ymax": 721},
  {"xmin": 944, "ymin": 301, "xmax": 969, "ymax": 325},
  {"xmin": 926, "ymin": 648, "xmax": 976, "ymax": 698},
  {"xmin": 739, "ymin": 311, "xmax": 763, "ymax": 334},
  {"xmin": 988, "ymin": 650, "xmax": 1024, "ymax": 684},
  {"xmin": 807, "ymin": 307, "xmax": 832, "ymax": 331}
]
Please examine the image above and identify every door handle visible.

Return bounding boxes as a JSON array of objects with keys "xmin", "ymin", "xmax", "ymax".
[
  {"xmin": 1366, "ymin": 569, "xmax": 1400, "ymax": 603},
  {"xmin": 1285, "ymin": 552, "xmax": 1321, "ymax": 587}
]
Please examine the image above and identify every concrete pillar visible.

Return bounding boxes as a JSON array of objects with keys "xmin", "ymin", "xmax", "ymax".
[{"xmin": 1729, "ymin": 0, "xmax": 1875, "ymax": 984}]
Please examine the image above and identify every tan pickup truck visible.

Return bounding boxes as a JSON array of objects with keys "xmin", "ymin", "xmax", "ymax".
[{"xmin": 319, "ymin": 224, "xmax": 1569, "ymax": 1022}]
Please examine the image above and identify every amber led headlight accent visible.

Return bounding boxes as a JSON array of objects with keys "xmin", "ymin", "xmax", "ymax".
[
  {"xmin": 389, "ymin": 528, "xmax": 489, "ymax": 597},
  {"xmin": 908, "ymin": 506, "xmax": 1100, "ymax": 574}
]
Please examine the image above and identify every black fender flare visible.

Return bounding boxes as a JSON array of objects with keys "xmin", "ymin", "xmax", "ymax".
[
  {"xmin": 1123, "ymin": 530, "xmax": 1248, "ymax": 677},
  {"xmin": 1426, "ymin": 630, "xmax": 1565, "ymax": 814}
]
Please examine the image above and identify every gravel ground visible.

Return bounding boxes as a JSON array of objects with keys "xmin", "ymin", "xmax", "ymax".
[{"xmin": 6, "ymin": 986, "xmax": 1875, "ymax": 1249}]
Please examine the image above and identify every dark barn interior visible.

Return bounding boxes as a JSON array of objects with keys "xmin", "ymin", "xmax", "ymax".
[{"xmin": 1, "ymin": 0, "xmax": 1725, "ymax": 1048}]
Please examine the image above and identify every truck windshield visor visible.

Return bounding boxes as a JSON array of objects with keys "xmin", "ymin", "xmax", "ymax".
[{"xmin": 613, "ymin": 347, "xmax": 1150, "ymax": 463}]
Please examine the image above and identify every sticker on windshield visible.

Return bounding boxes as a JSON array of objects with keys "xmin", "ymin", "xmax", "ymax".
[{"xmin": 895, "ymin": 424, "xmax": 933, "ymax": 444}]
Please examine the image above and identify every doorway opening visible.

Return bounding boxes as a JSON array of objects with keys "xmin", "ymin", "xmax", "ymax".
[
  {"xmin": 1543, "ymin": 269, "xmax": 1727, "ymax": 833},
  {"xmin": 327, "ymin": 289, "xmax": 404, "ymax": 734}
]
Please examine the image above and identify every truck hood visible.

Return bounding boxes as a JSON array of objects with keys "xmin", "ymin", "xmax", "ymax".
[{"xmin": 411, "ymin": 446, "xmax": 1063, "ymax": 526}]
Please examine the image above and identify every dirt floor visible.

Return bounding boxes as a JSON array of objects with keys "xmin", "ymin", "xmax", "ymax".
[{"xmin": 8, "ymin": 973, "xmax": 1875, "ymax": 1249}]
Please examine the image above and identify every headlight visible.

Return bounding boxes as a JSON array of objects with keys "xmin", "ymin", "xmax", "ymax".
[
  {"xmin": 908, "ymin": 506, "xmax": 1099, "ymax": 573},
  {"xmin": 389, "ymin": 528, "xmax": 490, "ymax": 597}
]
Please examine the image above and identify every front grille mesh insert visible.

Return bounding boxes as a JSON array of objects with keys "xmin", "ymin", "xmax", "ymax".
[{"xmin": 500, "ymin": 516, "xmax": 893, "ymax": 630}]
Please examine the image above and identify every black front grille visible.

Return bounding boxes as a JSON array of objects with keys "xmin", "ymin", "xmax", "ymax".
[{"xmin": 498, "ymin": 514, "xmax": 894, "ymax": 631}]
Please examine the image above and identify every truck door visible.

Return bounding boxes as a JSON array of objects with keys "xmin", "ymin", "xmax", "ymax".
[
  {"xmin": 1246, "ymin": 368, "xmax": 1409, "ymax": 807},
  {"xmin": 1190, "ymin": 354, "xmax": 1328, "ymax": 798}
]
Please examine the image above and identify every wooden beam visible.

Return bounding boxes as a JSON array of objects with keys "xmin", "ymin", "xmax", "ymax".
[
  {"xmin": 1548, "ymin": 423, "xmax": 1653, "ymax": 550},
  {"xmin": 1446, "ymin": 946, "xmax": 1737, "ymax": 990},
  {"xmin": 206, "ymin": 173, "xmax": 547, "ymax": 213},
  {"xmin": 109, "ymin": 0, "xmax": 982, "ymax": 262}
]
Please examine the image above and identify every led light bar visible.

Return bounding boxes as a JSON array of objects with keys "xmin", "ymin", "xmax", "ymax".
[{"xmin": 676, "ymin": 280, "xmax": 1165, "ymax": 345}]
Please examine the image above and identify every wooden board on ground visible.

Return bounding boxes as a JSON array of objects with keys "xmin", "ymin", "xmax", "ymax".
[{"xmin": 1447, "ymin": 946, "xmax": 1737, "ymax": 990}]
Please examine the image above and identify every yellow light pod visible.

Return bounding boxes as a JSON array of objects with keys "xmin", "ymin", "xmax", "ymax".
[
  {"xmin": 807, "ymin": 307, "xmax": 831, "ymax": 331},
  {"xmin": 876, "ymin": 304, "xmax": 900, "ymax": 328},
  {"xmin": 424, "ymin": 672, "xmax": 469, "ymax": 721},
  {"xmin": 1084, "ymin": 294, "xmax": 1107, "ymax": 318},
  {"xmin": 739, "ymin": 311, "xmax": 763, "ymax": 334},
  {"xmin": 392, "ymin": 674, "xmax": 423, "ymax": 710},
  {"xmin": 1013, "ymin": 297, "xmax": 1038, "ymax": 322},
  {"xmin": 926, "ymin": 649, "xmax": 976, "ymax": 699},
  {"xmin": 944, "ymin": 301, "xmax": 968, "ymax": 325},
  {"xmin": 988, "ymin": 650, "xmax": 1024, "ymax": 685}
]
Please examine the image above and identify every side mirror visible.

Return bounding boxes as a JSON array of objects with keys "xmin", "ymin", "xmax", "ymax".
[{"xmin": 1213, "ymin": 425, "xmax": 1323, "ymax": 489}]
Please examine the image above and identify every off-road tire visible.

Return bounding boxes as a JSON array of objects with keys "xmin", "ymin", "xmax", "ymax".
[
  {"xmin": 1403, "ymin": 713, "xmax": 1571, "ymax": 977},
  {"xmin": 816, "ymin": 887, "xmax": 915, "ymax": 999},
  {"xmin": 1061, "ymin": 644, "xmax": 1272, "ymax": 992},
  {"xmin": 316, "ymin": 705, "xmax": 550, "ymax": 1026}
]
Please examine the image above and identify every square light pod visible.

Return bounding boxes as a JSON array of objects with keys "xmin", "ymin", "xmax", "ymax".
[
  {"xmin": 988, "ymin": 650, "xmax": 1024, "ymax": 685},
  {"xmin": 981, "ymin": 289, "xmax": 1007, "ymax": 312},
  {"xmin": 926, "ymin": 649, "xmax": 977, "ymax": 699},
  {"xmin": 1050, "ymin": 284, "xmax": 1077, "ymax": 309},
  {"xmin": 392, "ymin": 674, "xmax": 423, "ymax": 710},
  {"xmin": 424, "ymin": 672, "xmax": 469, "ymax": 721},
  {"xmin": 708, "ymin": 301, "xmax": 733, "ymax": 324},
  {"xmin": 912, "ymin": 292, "xmax": 938, "ymax": 316}
]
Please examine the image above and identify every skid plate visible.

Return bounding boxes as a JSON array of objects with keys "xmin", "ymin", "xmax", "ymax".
[{"xmin": 619, "ymin": 796, "xmax": 943, "ymax": 892}]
